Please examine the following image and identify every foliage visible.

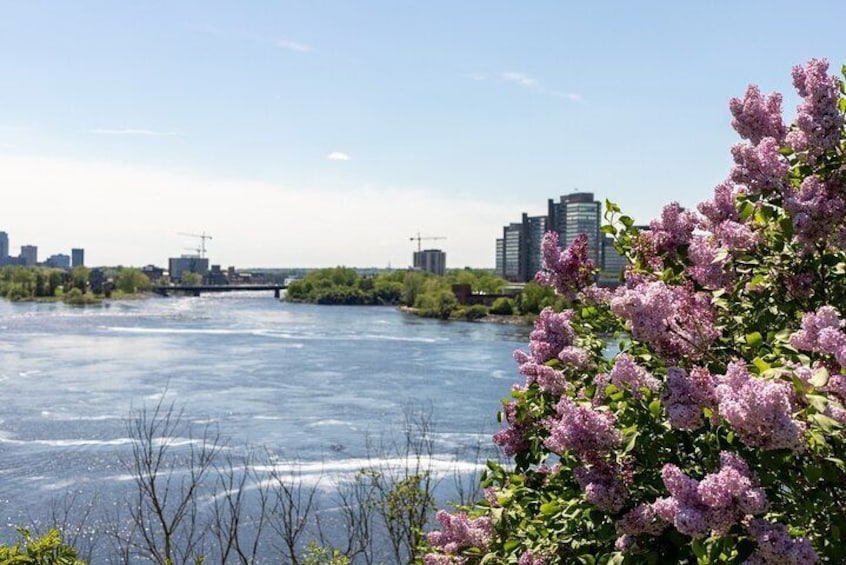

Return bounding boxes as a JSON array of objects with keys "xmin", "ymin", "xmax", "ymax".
[
  {"xmin": 0, "ymin": 528, "xmax": 85, "ymax": 565},
  {"xmin": 62, "ymin": 287, "xmax": 101, "ymax": 305},
  {"xmin": 180, "ymin": 271, "xmax": 202, "ymax": 286},
  {"xmin": 302, "ymin": 542, "xmax": 350, "ymax": 565},
  {"xmin": 517, "ymin": 281, "xmax": 561, "ymax": 315},
  {"xmin": 425, "ymin": 59, "xmax": 846, "ymax": 564},
  {"xmin": 454, "ymin": 304, "xmax": 489, "ymax": 321},
  {"xmin": 114, "ymin": 268, "xmax": 151, "ymax": 295},
  {"xmin": 286, "ymin": 268, "xmax": 508, "ymax": 313},
  {"xmin": 489, "ymin": 297, "xmax": 515, "ymax": 316}
]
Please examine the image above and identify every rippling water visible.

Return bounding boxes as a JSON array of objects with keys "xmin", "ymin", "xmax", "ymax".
[{"xmin": 0, "ymin": 293, "xmax": 526, "ymax": 555}]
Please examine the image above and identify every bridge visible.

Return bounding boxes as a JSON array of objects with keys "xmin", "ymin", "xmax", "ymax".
[{"xmin": 152, "ymin": 284, "xmax": 287, "ymax": 298}]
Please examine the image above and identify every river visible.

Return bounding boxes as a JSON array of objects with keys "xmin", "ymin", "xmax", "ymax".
[{"xmin": 0, "ymin": 293, "xmax": 527, "ymax": 561}]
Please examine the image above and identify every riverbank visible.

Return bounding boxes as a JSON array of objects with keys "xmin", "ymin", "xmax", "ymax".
[{"xmin": 397, "ymin": 305, "xmax": 532, "ymax": 326}]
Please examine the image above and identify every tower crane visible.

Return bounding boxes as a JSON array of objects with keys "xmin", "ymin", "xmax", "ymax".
[
  {"xmin": 178, "ymin": 232, "xmax": 213, "ymax": 258},
  {"xmin": 409, "ymin": 233, "xmax": 446, "ymax": 253}
]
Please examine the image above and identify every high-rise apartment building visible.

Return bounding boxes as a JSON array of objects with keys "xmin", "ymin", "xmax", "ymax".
[
  {"xmin": 413, "ymin": 249, "xmax": 446, "ymax": 276},
  {"xmin": 499, "ymin": 192, "xmax": 603, "ymax": 283},
  {"xmin": 495, "ymin": 238, "xmax": 504, "ymax": 276},
  {"xmin": 501, "ymin": 222, "xmax": 523, "ymax": 282},
  {"xmin": 548, "ymin": 192, "xmax": 603, "ymax": 267},
  {"xmin": 20, "ymin": 245, "xmax": 37, "ymax": 266},
  {"xmin": 0, "ymin": 232, "xmax": 8, "ymax": 266},
  {"xmin": 72, "ymin": 248, "xmax": 84, "ymax": 268}
]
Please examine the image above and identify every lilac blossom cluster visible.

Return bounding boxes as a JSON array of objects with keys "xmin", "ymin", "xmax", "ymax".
[
  {"xmin": 687, "ymin": 235, "xmax": 729, "ymax": 289},
  {"xmin": 525, "ymin": 308, "xmax": 577, "ymax": 364},
  {"xmin": 730, "ymin": 137, "xmax": 789, "ymax": 197},
  {"xmin": 615, "ymin": 503, "xmax": 666, "ymax": 550},
  {"xmin": 544, "ymin": 397, "xmax": 620, "ymax": 462},
  {"xmin": 715, "ymin": 362, "xmax": 806, "ymax": 451},
  {"xmin": 424, "ymin": 511, "xmax": 493, "ymax": 565},
  {"xmin": 610, "ymin": 281, "xmax": 719, "ymax": 360},
  {"xmin": 729, "ymin": 85, "xmax": 787, "ymax": 145},
  {"xmin": 573, "ymin": 461, "xmax": 627, "ymax": 513},
  {"xmin": 594, "ymin": 353, "xmax": 659, "ymax": 399},
  {"xmin": 789, "ymin": 306, "xmax": 846, "ymax": 368},
  {"xmin": 698, "ymin": 181, "xmax": 741, "ymax": 229},
  {"xmin": 535, "ymin": 232, "xmax": 595, "ymax": 298},
  {"xmin": 661, "ymin": 367, "xmax": 717, "ymax": 430},
  {"xmin": 786, "ymin": 58, "xmax": 844, "ymax": 160},
  {"xmin": 745, "ymin": 519, "xmax": 819, "ymax": 564},
  {"xmin": 492, "ymin": 398, "xmax": 529, "ymax": 456},
  {"xmin": 784, "ymin": 175, "xmax": 846, "ymax": 249},
  {"xmin": 517, "ymin": 550, "xmax": 546, "ymax": 565},
  {"xmin": 650, "ymin": 452, "xmax": 768, "ymax": 539},
  {"xmin": 644, "ymin": 202, "xmax": 697, "ymax": 255}
]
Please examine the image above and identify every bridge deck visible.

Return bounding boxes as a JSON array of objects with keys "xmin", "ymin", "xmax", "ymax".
[{"xmin": 152, "ymin": 284, "xmax": 287, "ymax": 297}]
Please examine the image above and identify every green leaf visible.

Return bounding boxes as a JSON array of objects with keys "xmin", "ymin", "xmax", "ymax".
[
  {"xmin": 649, "ymin": 399, "xmax": 662, "ymax": 417},
  {"xmin": 540, "ymin": 502, "xmax": 560, "ymax": 516},
  {"xmin": 746, "ymin": 332, "xmax": 763, "ymax": 347},
  {"xmin": 620, "ymin": 215, "xmax": 634, "ymax": 228},
  {"xmin": 812, "ymin": 413, "xmax": 842, "ymax": 433},
  {"xmin": 807, "ymin": 394, "xmax": 829, "ymax": 412},
  {"xmin": 752, "ymin": 358, "xmax": 770, "ymax": 373},
  {"xmin": 810, "ymin": 367, "xmax": 830, "ymax": 388}
]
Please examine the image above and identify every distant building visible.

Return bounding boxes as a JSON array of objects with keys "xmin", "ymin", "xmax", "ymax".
[
  {"xmin": 71, "ymin": 248, "xmax": 84, "ymax": 268},
  {"xmin": 168, "ymin": 256, "xmax": 209, "ymax": 282},
  {"xmin": 599, "ymin": 235, "xmax": 627, "ymax": 286},
  {"xmin": 413, "ymin": 249, "xmax": 446, "ymax": 276},
  {"xmin": 501, "ymin": 222, "xmax": 524, "ymax": 282},
  {"xmin": 45, "ymin": 254, "xmax": 71, "ymax": 269},
  {"xmin": 0, "ymin": 232, "xmax": 8, "ymax": 266},
  {"xmin": 548, "ymin": 192, "xmax": 603, "ymax": 267},
  {"xmin": 495, "ymin": 238, "xmax": 504, "ymax": 276},
  {"xmin": 20, "ymin": 245, "xmax": 37, "ymax": 266},
  {"xmin": 523, "ymin": 213, "xmax": 548, "ymax": 281},
  {"xmin": 141, "ymin": 265, "xmax": 165, "ymax": 282},
  {"xmin": 206, "ymin": 264, "xmax": 229, "ymax": 285}
]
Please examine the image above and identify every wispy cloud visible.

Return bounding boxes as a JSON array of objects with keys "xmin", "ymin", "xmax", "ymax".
[
  {"xmin": 327, "ymin": 151, "xmax": 352, "ymax": 161},
  {"xmin": 465, "ymin": 72, "xmax": 487, "ymax": 81},
  {"xmin": 272, "ymin": 38, "xmax": 312, "ymax": 52},
  {"xmin": 500, "ymin": 71, "xmax": 582, "ymax": 101},
  {"xmin": 190, "ymin": 24, "xmax": 313, "ymax": 54},
  {"xmin": 87, "ymin": 128, "xmax": 180, "ymax": 137},
  {"xmin": 502, "ymin": 72, "xmax": 539, "ymax": 88}
]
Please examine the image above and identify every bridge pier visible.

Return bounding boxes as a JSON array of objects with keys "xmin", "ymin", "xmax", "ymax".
[{"xmin": 274, "ymin": 288, "xmax": 280, "ymax": 299}]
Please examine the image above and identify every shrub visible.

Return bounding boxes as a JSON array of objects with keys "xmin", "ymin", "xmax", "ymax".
[
  {"xmin": 454, "ymin": 304, "xmax": 489, "ymax": 321},
  {"xmin": 425, "ymin": 59, "xmax": 846, "ymax": 564},
  {"xmin": 489, "ymin": 297, "xmax": 515, "ymax": 316}
]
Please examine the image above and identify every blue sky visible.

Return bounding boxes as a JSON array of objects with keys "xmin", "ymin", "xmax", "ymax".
[{"xmin": 1, "ymin": 1, "xmax": 844, "ymax": 268}]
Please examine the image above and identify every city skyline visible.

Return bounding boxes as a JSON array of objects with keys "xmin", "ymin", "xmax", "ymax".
[{"xmin": 1, "ymin": 2, "xmax": 845, "ymax": 267}]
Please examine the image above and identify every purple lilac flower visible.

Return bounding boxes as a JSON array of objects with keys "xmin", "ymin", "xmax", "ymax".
[
  {"xmin": 544, "ymin": 397, "xmax": 620, "ymax": 463},
  {"xmin": 513, "ymin": 356, "xmax": 572, "ymax": 395},
  {"xmin": 745, "ymin": 519, "xmax": 819, "ymax": 564},
  {"xmin": 715, "ymin": 362, "xmax": 806, "ymax": 451},
  {"xmin": 611, "ymin": 281, "xmax": 719, "ymax": 361},
  {"xmin": 518, "ymin": 550, "xmax": 546, "ymax": 565},
  {"xmin": 521, "ymin": 308, "xmax": 577, "ymax": 364},
  {"xmin": 595, "ymin": 353, "xmax": 659, "ymax": 399},
  {"xmin": 714, "ymin": 220, "xmax": 759, "ymax": 251},
  {"xmin": 698, "ymin": 181, "xmax": 741, "ymax": 229},
  {"xmin": 687, "ymin": 235, "xmax": 729, "ymax": 290},
  {"xmin": 662, "ymin": 367, "xmax": 717, "ymax": 430},
  {"xmin": 649, "ymin": 454, "xmax": 767, "ymax": 539},
  {"xmin": 785, "ymin": 58, "xmax": 843, "ymax": 160},
  {"xmin": 783, "ymin": 175, "xmax": 846, "ymax": 249},
  {"xmin": 730, "ymin": 137, "xmax": 789, "ymax": 196},
  {"xmin": 616, "ymin": 503, "xmax": 666, "ymax": 537},
  {"xmin": 426, "ymin": 510, "xmax": 492, "ymax": 559},
  {"xmin": 574, "ymin": 462, "xmax": 628, "ymax": 513},
  {"xmin": 729, "ymin": 84, "xmax": 787, "ymax": 145},
  {"xmin": 535, "ymin": 232, "xmax": 595, "ymax": 298},
  {"xmin": 645, "ymin": 202, "xmax": 698, "ymax": 255},
  {"xmin": 493, "ymin": 399, "xmax": 529, "ymax": 456},
  {"xmin": 789, "ymin": 306, "xmax": 846, "ymax": 368}
]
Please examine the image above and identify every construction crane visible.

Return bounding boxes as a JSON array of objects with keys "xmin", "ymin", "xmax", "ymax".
[
  {"xmin": 409, "ymin": 232, "xmax": 446, "ymax": 253},
  {"xmin": 178, "ymin": 232, "xmax": 213, "ymax": 258}
]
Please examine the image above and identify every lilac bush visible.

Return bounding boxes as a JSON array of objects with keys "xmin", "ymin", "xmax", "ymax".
[{"xmin": 425, "ymin": 59, "xmax": 846, "ymax": 563}]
